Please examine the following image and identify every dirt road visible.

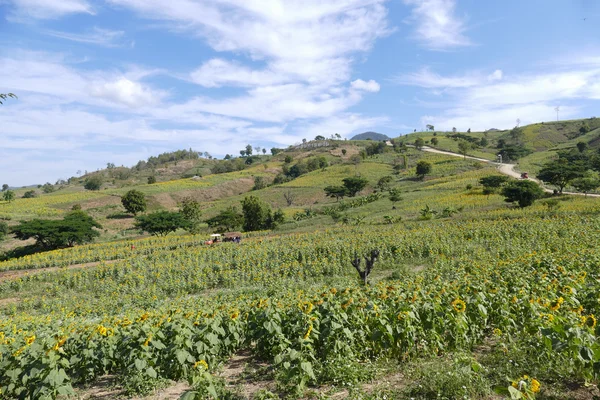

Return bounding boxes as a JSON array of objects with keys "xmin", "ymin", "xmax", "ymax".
[{"xmin": 418, "ymin": 146, "xmax": 600, "ymax": 197}]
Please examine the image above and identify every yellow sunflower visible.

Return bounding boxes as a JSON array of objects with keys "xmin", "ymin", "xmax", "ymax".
[{"xmin": 451, "ymin": 298, "xmax": 466, "ymax": 313}]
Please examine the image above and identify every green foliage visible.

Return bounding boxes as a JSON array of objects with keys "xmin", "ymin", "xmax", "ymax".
[
  {"xmin": 571, "ymin": 176, "xmax": 600, "ymax": 195},
  {"xmin": 1, "ymin": 184, "xmax": 8, "ymax": 191},
  {"xmin": 22, "ymin": 190, "xmax": 37, "ymax": 199},
  {"xmin": 11, "ymin": 210, "xmax": 102, "ymax": 249},
  {"xmin": 84, "ymin": 175, "xmax": 103, "ymax": 191},
  {"xmin": 538, "ymin": 158, "xmax": 584, "ymax": 193},
  {"xmin": 419, "ymin": 204, "xmax": 437, "ymax": 220},
  {"xmin": 253, "ymin": 176, "xmax": 267, "ymax": 191},
  {"xmin": 414, "ymin": 137, "xmax": 425, "ymax": 150},
  {"xmin": 121, "ymin": 190, "xmax": 147, "ymax": 216},
  {"xmin": 457, "ymin": 140, "xmax": 473, "ymax": 158},
  {"xmin": 479, "ymin": 175, "xmax": 509, "ymax": 193},
  {"xmin": 415, "ymin": 161, "xmax": 432, "ymax": 180},
  {"xmin": 135, "ymin": 211, "xmax": 190, "ymax": 236},
  {"xmin": 342, "ymin": 177, "xmax": 368, "ymax": 197},
  {"xmin": 365, "ymin": 141, "xmax": 388, "ymax": 157},
  {"xmin": 388, "ymin": 188, "xmax": 402, "ymax": 204},
  {"xmin": 179, "ymin": 197, "xmax": 203, "ymax": 234},
  {"xmin": 205, "ymin": 206, "xmax": 243, "ymax": 232},
  {"xmin": 324, "ymin": 185, "xmax": 348, "ymax": 201},
  {"xmin": 502, "ymin": 180, "xmax": 544, "ymax": 207},
  {"xmin": 430, "ymin": 137, "xmax": 439, "ymax": 146},
  {"xmin": 147, "ymin": 176, "xmax": 157, "ymax": 184},
  {"xmin": 3, "ymin": 190, "xmax": 15, "ymax": 202},
  {"xmin": 42, "ymin": 183, "xmax": 55, "ymax": 193},
  {"xmin": 498, "ymin": 145, "xmax": 533, "ymax": 162},
  {"xmin": 241, "ymin": 195, "xmax": 276, "ymax": 232},
  {"xmin": 0, "ymin": 220, "xmax": 8, "ymax": 240},
  {"xmin": 576, "ymin": 141, "xmax": 588, "ymax": 153},
  {"xmin": 376, "ymin": 176, "xmax": 393, "ymax": 192}
]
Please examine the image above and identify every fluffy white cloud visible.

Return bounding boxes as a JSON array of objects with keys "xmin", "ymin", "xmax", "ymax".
[
  {"xmin": 7, "ymin": 0, "xmax": 93, "ymax": 20},
  {"xmin": 89, "ymin": 78, "xmax": 164, "ymax": 108},
  {"xmin": 351, "ymin": 79, "xmax": 381, "ymax": 92},
  {"xmin": 399, "ymin": 63, "xmax": 600, "ymax": 131},
  {"xmin": 402, "ymin": 0, "xmax": 471, "ymax": 50}
]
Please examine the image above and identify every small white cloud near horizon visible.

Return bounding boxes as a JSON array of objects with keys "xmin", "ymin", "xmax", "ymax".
[
  {"xmin": 351, "ymin": 79, "xmax": 381, "ymax": 92},
  {"xmin": 7, "ymin": 0, "xmax": 94, "ymax": 20},
  {"xmin": 403, "ymin": 0, "xmax": 472, "ymax": 50},
  {"xmin": 44, "ymin": 27, "xmax": 131, "ymax": 48}
]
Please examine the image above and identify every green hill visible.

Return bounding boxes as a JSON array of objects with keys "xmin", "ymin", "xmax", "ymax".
[{"xmin": 351, "ymin": 131, "xmax": 390, "ymax": 141}]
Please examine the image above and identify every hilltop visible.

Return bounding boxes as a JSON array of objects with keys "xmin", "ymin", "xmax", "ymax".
[{"xmin": 351, "ymin": 131, "xmax": 390, "ymax": 141}]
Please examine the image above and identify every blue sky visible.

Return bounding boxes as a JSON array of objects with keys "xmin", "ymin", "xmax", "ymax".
[{"xmin": 1, "ymin": 0, "xmax": 600, "ymax": 186}]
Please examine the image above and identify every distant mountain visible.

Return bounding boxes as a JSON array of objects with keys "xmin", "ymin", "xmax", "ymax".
[{"xmin": 351, "ymin": 131, "xmax": 390, "ymax": 141}]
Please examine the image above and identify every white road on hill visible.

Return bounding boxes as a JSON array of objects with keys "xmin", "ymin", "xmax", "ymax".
[{"xmin": 413, "ymin": 145, "xmax": 600, "ymax": 197}]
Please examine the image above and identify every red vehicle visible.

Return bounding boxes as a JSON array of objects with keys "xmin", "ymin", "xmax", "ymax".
[{"xmin": 520, "ymin": 172, "xmax": 529, "ymax": 179}]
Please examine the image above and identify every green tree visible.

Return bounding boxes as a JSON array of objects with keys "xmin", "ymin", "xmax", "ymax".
[
  {"xmin": 315, "ymin": 135, "xmax": 326, "ymax": 141},
  {"xmin": 11, "ymin": 211, "xmax": 102, "ymax": 249},
  {"xmin": 121, "ymin": 190, "xmax": 147, "ymax": 216},
  {"xmin": 0, "ymin": 93, "xmax": 17, "ymax": 105},
  {"xmin": 430, "ymin": 137, "xmax": 439, "ymax": 146},
  {"xmin": 502, "ymin": 180, "xmax": 544, "ymax": 208},
  {"xmin": 0, "ymin": 221, "xmax": 8, "ymax": 241},
  {"xmin": 457, "ymin": 140, "xmax": 472, "ymax": 159},
  {"xmin": 537, "ymin": 158, "xmax": 584, "ymax": 194},
  {"xmin": 577, "ymin": 141, "xmax": 588, "ymax": 153},
  {"xmin": 84, "ymin": 175, "xmax": 103, "ymax": 191},
  {"xmin": 22, "ymin": 190, "xmax": 37, "ymax": 198},
  {"xmin": 245, "ymin": 144, "xmax": 253, "ymax": 156},
  {"xmin": 241, "ymin": 195, "xmax": 273, "ymax": 232},
  {"xmin": 253, "ymin": 176, "xmax": 267, "ymax": 190},
  {"xmin": 572, "ymin": 175, "xmax": 600, "ymax": 196},
  {"xmin": 416, "ymin": 161, "xmax": 432, "ymax": 180},
  {"xmin": 179, "ymin": 197, "xmax": 203, "ymax": 233},
  {"xmin": 1, "ymin": 184, "xmax": 8, "ymax": 191},
  {"xmin": 580, "ymin": 123, "xmax": 591, "ymax": 134},
  {"xmin": 388, "ymin": 188, "xmax": 403, "ymax": 207},
  {"xmin": 205, "ymin": 206, "xmax": 243, "ymax": 232},
  {"xmin": 42, "ymin": 183, "xmax": 55, "ymax": 193},
  {"xmin": 3, "ymin": 190, "xmax": 15, "ymax": 202},
  {"xmin": 147, "ymin": 176, "xmax": 157, "ymax": 184},
  {"xmin": 479, "ymin": 175, "xmax": 509, "ymax": 193},
  {"xmin": 376, "ymin": 176, "xmax": 393, "ymax": 192},
  {"xmin": 414, "ymin": 138, "xmax": 425, "ymax": 150},
  {"xmin": 341, "ymin": 149, "xmax": 347, "ymax": 156},
  {"xmin": 135, "ymin": 211, "xmax": 190, "ymax": 236},
  {"xmin": 479, "ymin": 137, "xmax": 489, "ymax": 147},
  {"xmin": 342, "ymin": 177, "xmax": 368, "ymax": 197},
  {"xmin": 324, "ymin": 185, "xmax": 348, "ymax": 201}
]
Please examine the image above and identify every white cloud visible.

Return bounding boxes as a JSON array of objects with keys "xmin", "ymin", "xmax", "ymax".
[
  {"xmin": 398, "ymin": 63, "xmax": 600, "ymax": 131},
  {"xmin": 89, "ymin": 78, "xmax": 164, "ymax": 108},
  {"xmin": 402, "ymin": 0, "xmax": 471, "ymax": 50},
  {"xmin": 190, "ymin": 59, "xmax": 285, "ymax": 88},
  {"xmin": 44, "ymin": 27, "xmax": 131, "ymax": 48},
  {"xmin": 7, "ymin": 0, "xmax": 94, "ymax": 20},
  {"xmin": 351, "ymin": 79, "xmax": 381, "ymax": 92}
]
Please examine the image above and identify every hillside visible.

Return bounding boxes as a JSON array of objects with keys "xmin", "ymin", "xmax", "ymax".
[
  {"xmin": 2, "ymin": 123, "xmax": 600, "ymax": 399},
  {"xmin": 351, "ymin": 131, "xmax": 390, "ymax": 141}
]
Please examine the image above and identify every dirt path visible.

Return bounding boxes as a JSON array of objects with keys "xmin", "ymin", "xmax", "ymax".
[
  {"xmin": 0, "ymin": 259, "xmax": 120, "ymax": 282},
  {"xmin": 418, "ymin": 146, "xmax": 600, "ymax": 197}
]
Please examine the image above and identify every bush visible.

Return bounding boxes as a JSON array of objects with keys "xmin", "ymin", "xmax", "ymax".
[
  {"xmin": 416, "ymin": 161, "xmax": 432, "ymax": 180},
  {"xmin": 502, "ymin": 180, "xmax": 544, "ymax": 208},
  {"xmin": 342, "ymin": 177, "xmax": 368, "ymax": 197},
  {"xmin": 179, "ymin": 197, "xmax": 203, "ymax": 234},
  {"xmin": 135, "ymin": 211, "xmax": 190, "ymax": 236},
  {"xmin": 241, "ymin": 195, "xmax": 275, "ymax": 232},
  {"xmin": 205, "ymin": 207, "xmax": 243, "ymax": 232},
  {"xmin": 22, "ymin": 190, "xmax": 37, "ymax": 198},
  {"xmin": 0, "ymin": 221, "xmax": 8, "ymax": 240},
  {"xmin": 121, "ymin": 190, "xmax": 147, "ymax": 216},
  {"xmin": 147, "ymin": 176, "xmax": 157, "ymax": 184},
  {"xmin": 84, "ymin": 175, "xmax": 103, "ymax": 191}
]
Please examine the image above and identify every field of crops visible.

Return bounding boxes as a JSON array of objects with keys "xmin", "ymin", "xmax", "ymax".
[{"xmin": 2, "ymin": 197, "xmax": 600, "ymax": 398}]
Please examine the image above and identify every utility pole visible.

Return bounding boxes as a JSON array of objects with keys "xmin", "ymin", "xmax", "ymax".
[{"xmin": 555, "ymin": 106, "xmax": 560, "ymax": 121}]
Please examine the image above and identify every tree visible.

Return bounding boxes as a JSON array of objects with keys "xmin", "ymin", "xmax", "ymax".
[
  {"xmin": 415, "ymin": 161, "xmax": 432, "ymax": 180},
  {"xmin": 245, "ymin": 144, "xmax": 253, "ymax": 156},
  {"xmin": 426, "ymin": 124, "xmax": 434, "ymax": 131},
  {"xmin": 537, "ymin": 158, "xmax": 584, "ymax": 194},
  {"xmin": 502, "ymin": 180, "xmax": 544, "ymax": 208},
  {"xmin": 42, "ymin": 183, "xmax": 55, "ymax": 193},
  {"xmin": 22, "ymin": 190, "xmax": 37, "ymax": 198},
  {"xmin": 12, "ymin": 211, "xmax": 102, "ymax": 249},
  {"xmin": 342, "ymin": 177, "xmax": 368, "ymax": 197},
  {"xmin": 388, "ymin": 188, "xmax": 403, "ymax": 206},
  {"xmin": 341, "ymin": 149, "xmax": 347, "ymax": 156},
  {"xmin": 315, "ymin": 135, "xmax": 326, "ymax": 141},
  {"xmin": 580, "ymin": 123, "xmax": 591, "ymax": 135},
  {"xmin": 147, "ymin": 176, "xmax": 157, "ymax": 184},
  {"xmin": 376, "ymin": 176, "xmax": 393, "ymax": 192},
  {"xmin": 135, "ymin": 211, "xmax": 190, "ymax": 236},
  {"xmin": 271, "ymin": 148, "xmax": 282, "ymax": 156},
  {"xmin": 324, "ymin": 185, "xmax": 348, "ymax": 201},
  {"xmin": 253, "ymin": 176, "xmax": 267, "ymax": 190},
  {"xmin": 84, "ymin": 175, "xmax": 103, "ymax": 191},
  {"xmin": 284, "ymin": 155, "xmax": 293, "ymax": 164},
  {"xmin": 430, "ymin": 137, "xmax": 439, "ymax": 146},
  {"xmin": 510, "ymin": 126, "xmax": 525, "ymax": 143},
  {"xmin": 577, "ymin": 141, "xmax": 588, "ymax": 153},
  {"xmin": 121, "ymin": 190, "xmax": 147, "ymax": 216},
  {"xmin": 572, "ymin": 175, "xmax": 600, "ymax": 196},
  {"xmin": 262, "ymin": 148, "xmax": 267, "ymax": 155},
  {"xmin": 479, "ymin": 175, "xmax": 509, "ymax": 193},
  {"xmin": 0, "ymin": 221, "xmax": 8, "ymax": 241},
  {"xmin": 0, "ymin": 93, "xmax": 17, "ymax": 105},
  {"xmin": 479, "ymin": 137, "xmax": 488, "ymax": 147},
  {"xmin": 179, "ymin": 197, "xmax": 203, "ymax": 233},
  {"xmin": 241, "ymin": 195, "xmax": 274, "ymax": 232},
  {"xmin": 457, "ymin": 140, "xmax": 472, "ymax": 159},
  {"xmin": 414, "ymin": 138, "xmax": 425, "ymax": 150},
  {"xmin": 452, "ymin": 127, "xmax": 457, "ymax": 133},
  {"xmin": 3, "ymin": 190, "xmax": 15, "ymax": 203},
  {"xmin": 1, "ymin": 184, "xmax": 8, "ymax": 191},
  {"xmin": 467, "ymin": 128, "xmax": 471, "ymax": 133},
  {"xmin": 283, "ymin": 190, "xmax": 296, "ymax": 206},
  {"xmin": 205, "ymin": 206, "xmax": 243, "ymax": 232}
]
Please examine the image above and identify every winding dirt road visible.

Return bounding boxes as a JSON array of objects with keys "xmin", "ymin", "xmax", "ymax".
[{"xmin": 418, "ymin": 146, "xmax": 600, "ymax": 197}]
